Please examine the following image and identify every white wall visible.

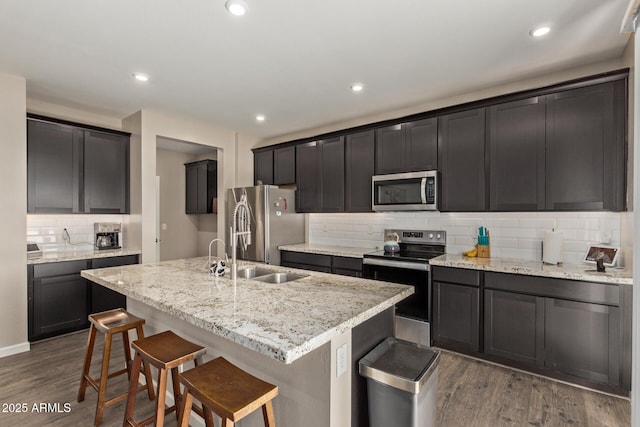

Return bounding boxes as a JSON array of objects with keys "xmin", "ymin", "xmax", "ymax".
[
  {"xmin": 123, "ymin": 109, "xmax": 259, "ymax": 263},
  {"xmin": 27, "ymin": 98, "xmax": 123, "ymax": 131},
  {"xmin": 0, "ymin": 73, "xmax": 28, "ymax": 356},
  {"xmin": 156, "ymin": 148, "xmax": 200, "ymax": 261}
]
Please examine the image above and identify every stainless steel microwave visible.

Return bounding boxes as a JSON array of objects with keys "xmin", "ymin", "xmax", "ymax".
[{"xmin": 372, "ymin": 170, "xmax": 438, "ymax": 211}]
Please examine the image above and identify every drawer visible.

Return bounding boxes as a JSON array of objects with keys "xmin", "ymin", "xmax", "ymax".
[
  {"xmin": 92, "ymin": 255, "xmax": 139, "ymax": 269},
  {"xmin": 431, "ymin": 266, "xmax": 480, "ymax": 287},
  {"xmin": 33, "ymin": 260, "xmax": 90, "ymax": 278},
  {"xmin": 281, "ymin": 251, "xmax": 331, "ymax": 267},
  {"xmin": 332, "ymin": 256, "xmax": 362, "ymax": 271},
  {"xmin": 485, "ymin": 272, "xmax": 619, "ymax": 306}
]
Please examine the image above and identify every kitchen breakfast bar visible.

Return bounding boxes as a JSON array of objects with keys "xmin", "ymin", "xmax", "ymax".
[{"xmin": 81, "ymin": 257, "xmax": 413, "ymax": 427}]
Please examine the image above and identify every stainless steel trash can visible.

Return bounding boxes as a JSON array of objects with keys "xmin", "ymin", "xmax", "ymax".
[{"xmin": 359, "ymin": 337, "xmax": 440, "ymax": 427}]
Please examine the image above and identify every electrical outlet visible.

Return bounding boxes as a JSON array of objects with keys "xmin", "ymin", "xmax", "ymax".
[
  {"xmin": 601, "ymin": 230, "xmax": 612, "ymax": 244},
  {"xmin": 336, "ymin": 343, "xmax": 347, "ymax": 377}
]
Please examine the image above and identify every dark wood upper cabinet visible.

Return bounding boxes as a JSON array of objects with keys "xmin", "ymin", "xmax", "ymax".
[
  {"xmin": 27, "ymin": 117, "xmax": 130, "ymax": 214},
  {"xmin": 295, "ymin": 142, "xmax": 320, "ymax": 212},
  {"xmin": 439, "ymin": 108, "xmax": 486, "ymax": 212},
  {"xmin": 375, "ymin": 118, "xmax": 438, "ymax": 174},
  {"xmin": 545, "ymin": 81, "xmax": 626, "ymax": 211},
  {"xmin": 345, "ymin": 130, "xmax": 375, "ymax": 212},
  {"xmin": 84, "ymin": 130, "xmax": 129, "ymax": 214},
  {"xmin": 488, "ymin": 97, "xmax": 545, "ymax": 211},
  {"xmin": 254, "ymin": 150, "xmax": 274, "ymax": 185},
  {"xmin": 27, "ymin": 120, "xmax": 82, "ymax": 213},
  {"xmin": 185, "ymin": 159, "xmax": 217, "ymax": 214},
  {"xmin": 274, "ymin": 146, "xmax": 296, "ymax": 185},
  {"xmin": 319, "ymin": 136, "xmax": 345, "ymax": 212}
]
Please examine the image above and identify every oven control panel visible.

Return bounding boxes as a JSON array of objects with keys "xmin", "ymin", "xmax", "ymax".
[{"xmin": 385, "ymin": 229, "xmax": 446, "ymax": 245}]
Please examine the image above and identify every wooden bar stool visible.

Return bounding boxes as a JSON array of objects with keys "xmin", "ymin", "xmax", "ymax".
[
  {"xmin": 77, "ymin": 308, "xmax": 155, "ymax": 426},
  {"xmin": 177, "ymin": 357, "xmax": 279, "ymax": 427},
  {"xmin": 123, "ymin": 330, "xmax": 213, "ymax": 427}
]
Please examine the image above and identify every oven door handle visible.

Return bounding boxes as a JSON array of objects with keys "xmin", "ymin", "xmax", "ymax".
[
  {"xmin": 420, "ymin": 177, "xmax": 427, "ymax": 204},
  {"xmin": 363, "ymin": 257, "xmax": 430, "ymax": 271}
]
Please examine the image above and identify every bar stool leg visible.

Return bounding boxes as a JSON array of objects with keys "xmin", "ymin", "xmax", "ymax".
[
  {"xmin": 95, "ymin": 331, "xmax": 114, "ymax": 426},
  {"xmin": 123, "ymin": 351, "xmax": 143, "ymax": 426},
  {"xmin": 171, "ymin": 367, "xmax": 182, "ymax": 422},
  {"xmin": 77, "ymin": 324, "xmax": 97, "ymax": 402},
  {"xmin": 177, "ymin": 390, "xmax": 194, "ymax": 427},
  {"xmin": 262, "ymin": 401, "xmax": 276, "ymax": 427},
  {"xmin": 135, "ymin": 325, "xmax": 155, "ymax": 400},
  {"xmin": 121, "ymin": 330, "xmax": 132, "ymax": 379},
  {"xmin": 155, "ymin": 368, "xmax": 168, "ymax": 427}
]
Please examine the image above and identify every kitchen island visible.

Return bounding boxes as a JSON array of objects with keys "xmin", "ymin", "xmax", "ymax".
[{"xmin": 81, "ymin": 257, "xmax": 412, "ymax": 427}]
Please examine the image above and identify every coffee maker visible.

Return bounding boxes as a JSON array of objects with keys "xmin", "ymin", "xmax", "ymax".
[{"xmin": 94, "ymin": 222, "xmax": 122, "ymax": 250}]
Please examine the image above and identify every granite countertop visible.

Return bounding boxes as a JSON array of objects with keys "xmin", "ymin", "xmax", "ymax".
[
  {"xmin": 430, "ymin": 254, "xmax": 633, "ymax": 285},
  {"xmin": 81, "ymin": 257, "xmax": 412, "ymax": 364},
  {"xmin": 27, "ymin": 248, "xmax": 142, "ymax": 265},
  {"xmin": 279, "ymin": 243, "xmax": 376, "ymax": 258}
]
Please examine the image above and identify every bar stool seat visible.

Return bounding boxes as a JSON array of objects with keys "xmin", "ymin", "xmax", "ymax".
[
  {"xmin": 178, "ymin": 357, "xmax": 279, "ymax": 427},
  {"xmin": 124, "ymin": 330, "xmax": 212, "ymax": 427},
  {"xmin": 77, "ymin": 308, "xmax": 155, "ymax": 426}
]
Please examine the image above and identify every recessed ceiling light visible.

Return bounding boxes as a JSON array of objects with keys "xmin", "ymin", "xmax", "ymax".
[
  {"xmin": 351, "ymin": 83, "xmax": 364, "ymax": 92},
  {"xmin": 530, "ymin": 25, "xmax": 551, "ymax": 37},
  {"xmin": 133, "ymin": 72, "xmax": 149, "ymax": 82},
  {"xmin": 256, "ymin": 115, "xmax": 266, "ymax": 122},
  {"xmin": 225, "ymin": 0, "xmax": 248, "ymax": 16}
]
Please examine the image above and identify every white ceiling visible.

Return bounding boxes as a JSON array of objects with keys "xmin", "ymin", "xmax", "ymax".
[{"xmin": 0, "ymin": 0, "xmax": 631, "ymax": 140}]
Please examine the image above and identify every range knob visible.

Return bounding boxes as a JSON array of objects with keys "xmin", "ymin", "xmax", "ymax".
[
  {"xmin": 428, "ymin": 233, "xmax": 434, "ymax": 239},
  {"xmin": 436, "ymin": 233, "xmax": 442, "ymax": 240}
]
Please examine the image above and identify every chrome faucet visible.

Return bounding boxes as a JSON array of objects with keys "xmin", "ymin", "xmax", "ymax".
[{"xmin": 230, "ymin": 192, "xmax": 251, "ymax": 280}]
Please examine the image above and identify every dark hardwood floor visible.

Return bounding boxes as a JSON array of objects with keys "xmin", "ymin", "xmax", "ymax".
[{"xmin": 0, "ymin": 331, "xmax": 631, "ymax": 426}]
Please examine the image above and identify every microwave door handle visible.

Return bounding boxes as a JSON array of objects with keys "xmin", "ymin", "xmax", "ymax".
[{"xmin": 421, "ymin": 178, "xmax": 427, "ymax": 204}]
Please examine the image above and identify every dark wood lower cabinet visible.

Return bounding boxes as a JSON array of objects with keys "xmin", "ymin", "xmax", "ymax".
[
  {"xmin": 29, "ymin": 262, "xmax": 89, "ymax": 340},
  {"xmin": 544, "ymin": 298, "xmax": 620, "ymax": 386},
  {"xmin": 28, "ymin": 255, "xmax": 139, "ymax": 342},
  {"xmin": 432, "ymin": 281, "xmax": 479, "ymax": 353},
  {"xmin": 484, "ymin": 290, "xmax": 544, "ymax": 366},
  {"xmin": 280, "ymin": 251, "xmax": 362, "ymax": 277}
]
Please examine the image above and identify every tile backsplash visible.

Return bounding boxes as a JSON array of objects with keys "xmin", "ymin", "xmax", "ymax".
[
  {"xmin": 27, "ymin": 214, "xmax": 126, "ymax": 252},
  {"xmin": 308, "ymin": 211, "xmax": 631, "ymax": 267}
]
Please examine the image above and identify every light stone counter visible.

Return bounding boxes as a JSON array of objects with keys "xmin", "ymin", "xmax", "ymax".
[
  {"xmin": 81, "ymin": 256, "xmax": 412, "ymax": 364},
  {"xmin": 430, "ymin": 254, "xmax": 633, "ymax": 285},
  {"xmin": 27, "ymin": 248, "xmax": 141, "ymax": 264},
  {"xmin": 279, "ymin": 243, "xmax": 376, "ymax": 258}
]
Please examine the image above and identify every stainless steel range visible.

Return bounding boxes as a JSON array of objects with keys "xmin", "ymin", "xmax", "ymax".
[{"xmin": 363, "ymin": 229, "xmax": 446, "ymax": 344}]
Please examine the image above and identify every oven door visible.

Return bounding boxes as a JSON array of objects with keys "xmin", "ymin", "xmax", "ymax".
[{"xmin": 362, "ymin": 258, "xmax": 429, "ymax": 322}]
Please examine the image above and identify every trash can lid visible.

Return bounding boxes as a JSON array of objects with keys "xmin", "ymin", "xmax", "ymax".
[{"xmin": 359, "ymin": 337, "xmax": 440, "ymax": 394}]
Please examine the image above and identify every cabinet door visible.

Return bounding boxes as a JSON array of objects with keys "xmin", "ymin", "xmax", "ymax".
[
  {"xmin": 274, "ymin": 146, "xmax": 296, "ymax": 185},
  {"xmin": 84, "ymin": 130, "xmax": 129, "ymax": 213},
  {"xmin": 319, "ymin": 136, "xmax": 345, "ymax": 212},
  {"xmin": 185, "ymin": 163, "xmax": 199, "ymax": 214},
  {"xmin": 295, "ymin": 142, "xmax": 320, "ymax": 212},
  {"xmin": 432, "ymin": 281, "xmax": 479, "ymax": 352},
  {"xmin": 439, "ymin": 108, "xmax": 486, "ymax": 211},
  {"xmin": 485, "ymin": 290, "xmax": 544, "ymax": 366},
  {"xmin": 488, "ymin": 97, "xmax": 545, "ymax": 211},
  {"xmin": 254, "ymin": 150, "xmax": 274, "ymax": 185},
  {"xmin": 27, "ymin": 120, "xmax": 82, "ymax": 213},
  {"xmin": 32, "ymin": 273, "xmax": 88, "ymax": 340},
  {"xmin": 90, "ymin": 255, "xmax": 138, "ymax": 313},
  {"xmin": 545, "ymin": 81, "xmax": 625, "ymax": 211},
  {"xmin": 375, "ymin": 124, "xmax": 406, "ymax": 174},
  {"xmin": 345, "ymin": 130, "xmax": 375, "ymax": 212},
  {"xmin": 196, "ymin": 162, "xmax": 209, "ymax": 213},
  {"xmin": 545, "ymin": 298, "xmax": 620, "ymax": 386},
  {"xmin": 405, "ymin": 118, "xmax": 438, "ymax": 171}
]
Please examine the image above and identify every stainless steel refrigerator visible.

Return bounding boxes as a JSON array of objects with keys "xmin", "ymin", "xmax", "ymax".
[{"xmin": 226, "ymin": 185, "xmax": 305, "ymax": 265}]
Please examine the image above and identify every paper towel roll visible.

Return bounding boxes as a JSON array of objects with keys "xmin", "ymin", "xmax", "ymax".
[{"xmin": 543, "ymin": 230, "xmax": 563, "ymax": 265}]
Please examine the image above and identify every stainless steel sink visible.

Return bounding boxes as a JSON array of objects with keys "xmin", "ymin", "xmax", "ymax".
[
  {"xmin": 236, "ymin": 267, "xmax": 274, "ymax": 279},
  {"xmin": 252, "ymin": 272, "xmax": 309, "ymax": 284}
]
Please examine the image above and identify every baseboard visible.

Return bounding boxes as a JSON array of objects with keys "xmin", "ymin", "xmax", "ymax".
[{"xmin": 0, "ymin": 341, "xmax": 30, "ymax": 358}]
